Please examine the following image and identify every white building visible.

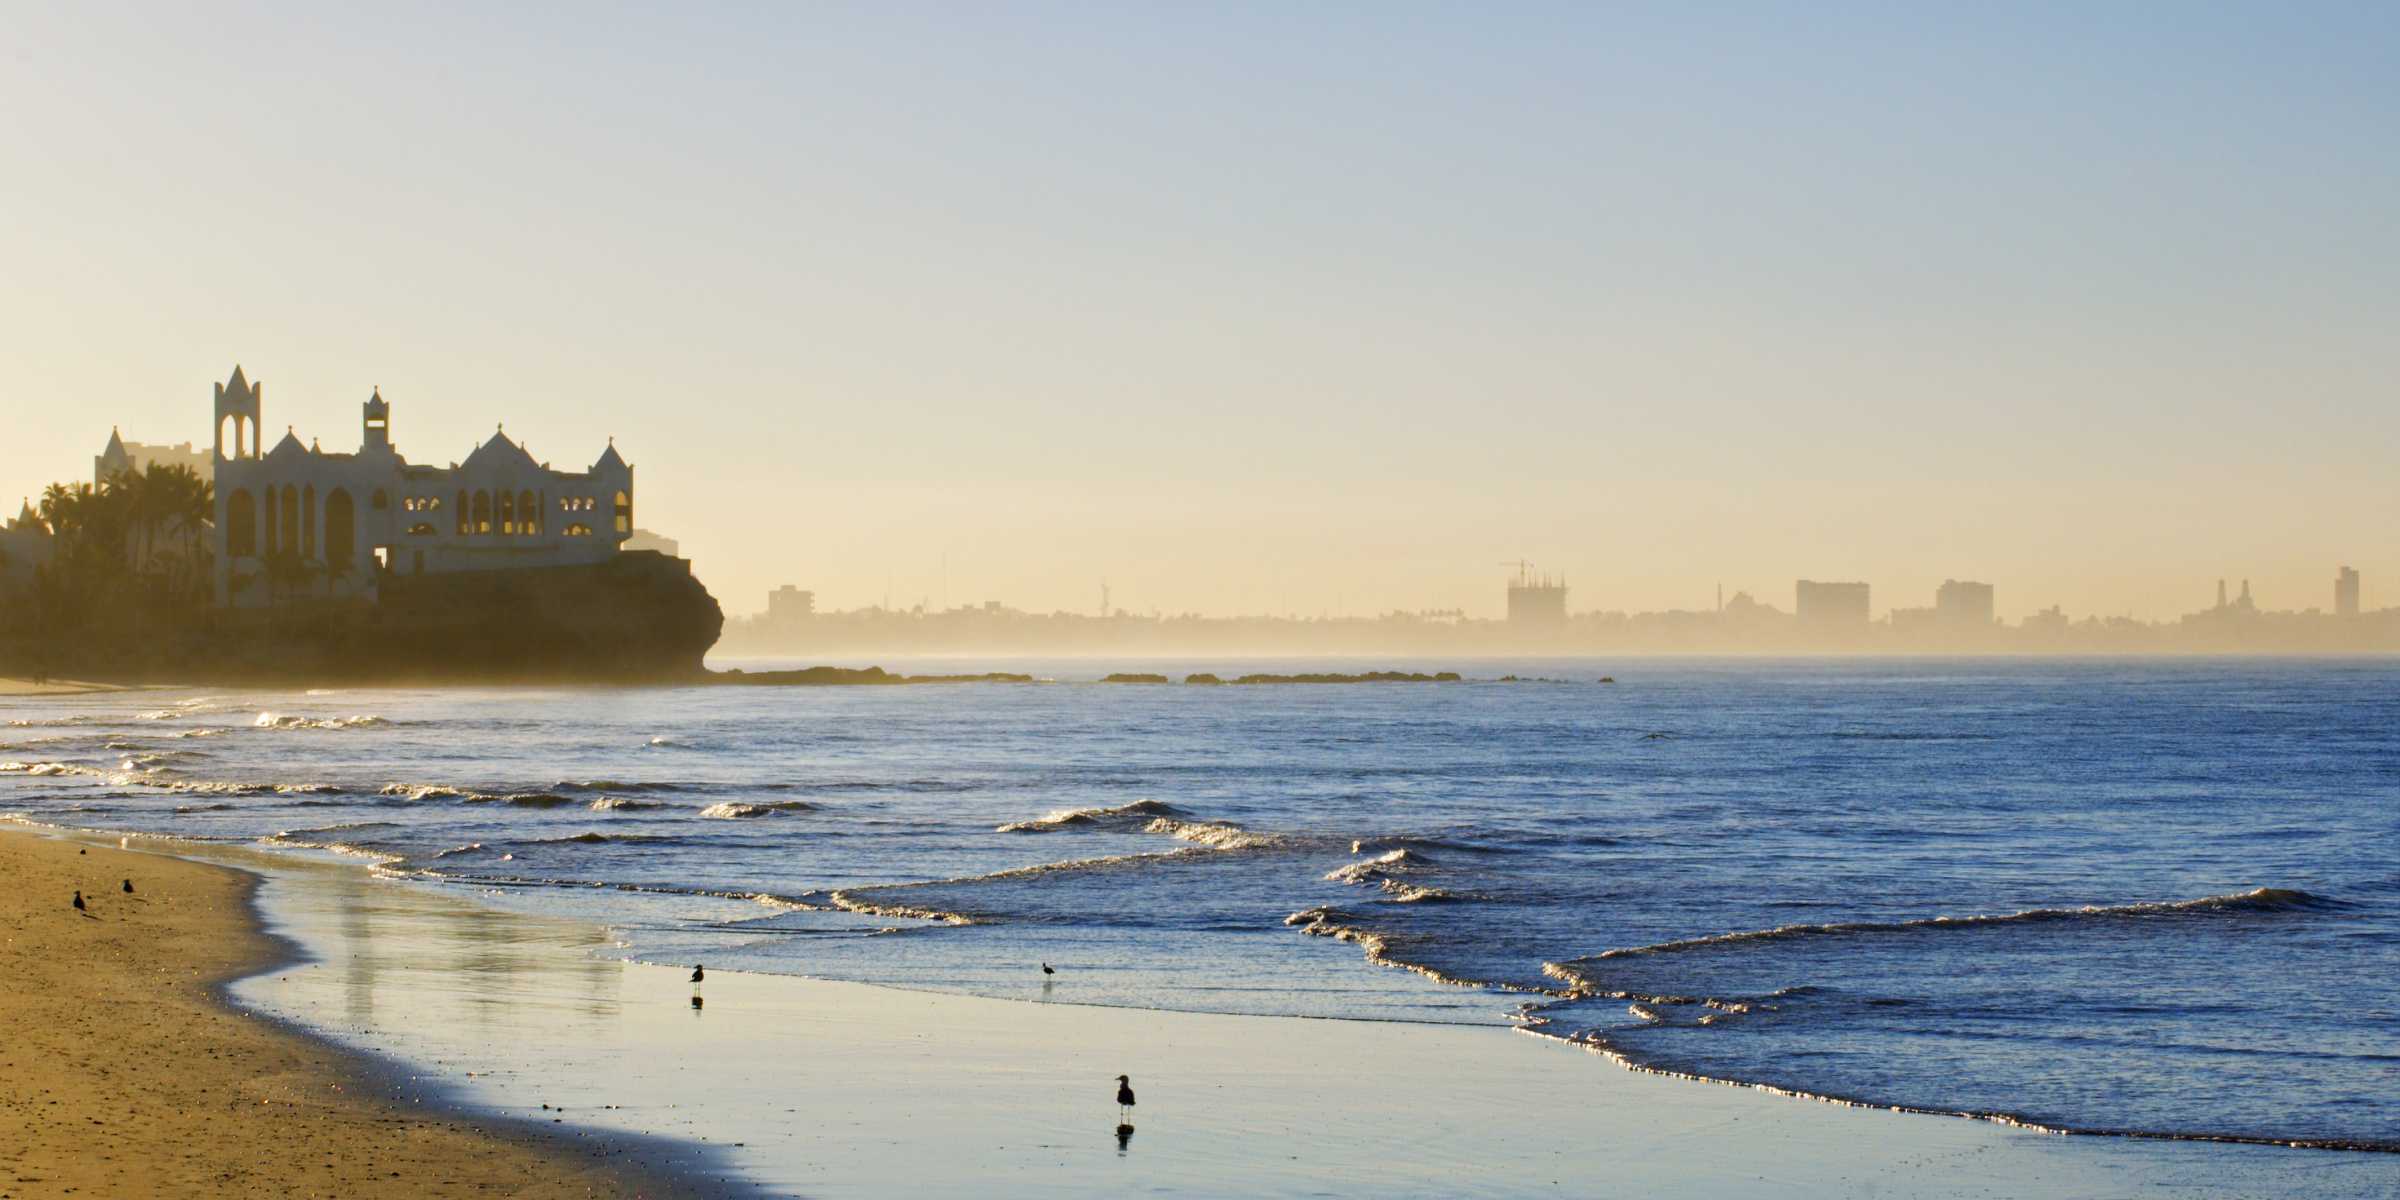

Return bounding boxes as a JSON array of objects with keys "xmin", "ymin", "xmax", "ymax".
[{"xmin": 209, "ymin": 365, "xmax": 637, "ymax": 608}]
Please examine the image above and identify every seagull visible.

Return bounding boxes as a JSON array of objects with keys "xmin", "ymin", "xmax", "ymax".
[
  {"xmin": 1116, "ymin": 1074, "xmax": 1136, "ymax": 1120},
  {"xmin": 690, "ymin": 964, "xmax": 705, "ymax": 984},
  {"xmin": 1041, "ymin": 962, "xmax": 1056, "ymax": 976},
  {"xmin": 122, "ymin": 879, "xmax": 134, "ymax": 894},
  {"xmin": 72, "ymin": 891, "xmax": 86, "ymax": 913}
]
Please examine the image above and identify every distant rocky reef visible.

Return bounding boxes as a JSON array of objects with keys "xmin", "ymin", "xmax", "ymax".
[
  {"xmin": 713, "ymin": 666, "xmax": 1035, "ymax": 686},
  {"xmin": 1184, "ymin": 670, "xmax": 1463, "ymax": 685}
]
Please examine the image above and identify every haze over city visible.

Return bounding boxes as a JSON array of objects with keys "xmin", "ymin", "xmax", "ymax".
[{"xmin": 6, "ymin": 3, "xmax": 2395, "ymax": 621}]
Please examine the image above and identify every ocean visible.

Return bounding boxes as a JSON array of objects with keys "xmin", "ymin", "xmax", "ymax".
[{"xmin": 5, "ymin": 658, "xmax": 2394, "ymax": 1153}]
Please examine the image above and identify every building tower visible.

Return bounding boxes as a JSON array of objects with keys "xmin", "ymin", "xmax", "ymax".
[
  {"xmin": 214, "ymin": 365, "xmax": 261, "ymax": 462},
  {"xmin": 363, "ymin": 387, "xmax": 391, "ymax": 450},
  {"xmin": 2336, "ymin": 566, "xmax": 2361, "ymax": 617}
]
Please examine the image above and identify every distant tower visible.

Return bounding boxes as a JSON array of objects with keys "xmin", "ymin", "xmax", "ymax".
[
  {"xmin": 2336, "ymin": 566, "xmax": 2361, "ymax": 617},
  {"xmin": 214, "ymin": 365, "xmax": 261, "ymax": 461},
  {"xmin": 2216, "ymin": 579, "xmax": 2227, "ymax": 610},
  {"xmin": 363, "ymin": 387, "xmax": 391, "ymax": 450},
  {"xmin": 1504, "ymin": 562, "xmax": 1568, "ymax": 628}
]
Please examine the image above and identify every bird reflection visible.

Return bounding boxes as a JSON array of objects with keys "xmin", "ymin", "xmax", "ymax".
[
  {"xmin": 1115, "ymin": 1123, "xmax": 1136, "ymax": 1154},
  {"xmin": 690, "ymin": 994, "xmax": 704, "ymax": 1013}
]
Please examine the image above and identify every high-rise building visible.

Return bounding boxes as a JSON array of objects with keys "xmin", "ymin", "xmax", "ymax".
[
  {"xmin": 1795, "ymin": 580, "xmax": 1870, "ymax": 626},
  {"xmin": 1935, "ymin": 579, "xmax": 1995, "ymax": 626},
  {"xmin": 2336, "ymin": 566, "xmax": 2361, "ymax": 617},
  {"xmin": 1505, "ymin": 565, "xmax": 1567, "ymax": 627},
  {"xmin": 768, "ymin": 585, "xmax": 816, "ymax": 622}
]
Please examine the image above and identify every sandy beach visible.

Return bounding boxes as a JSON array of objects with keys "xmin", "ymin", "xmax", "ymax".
[{"xmin": 0, "ymin": 828, "xmax": 731, "ymax": 1198}]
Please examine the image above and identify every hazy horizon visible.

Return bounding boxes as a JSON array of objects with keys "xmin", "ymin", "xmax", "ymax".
[{"xmin": 7, "ymin": 4, "xmax": 2394, "ymax": 622}]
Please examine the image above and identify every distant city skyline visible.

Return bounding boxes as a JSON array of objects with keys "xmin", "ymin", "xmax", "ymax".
[{"xmin": 6, "ymin": 6, "xmax": 2395, "ymax": 621}]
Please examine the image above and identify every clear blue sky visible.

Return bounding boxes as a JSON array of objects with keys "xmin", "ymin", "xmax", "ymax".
[{"xmin": 5, "ymin": 3, "xmax": 2394, "ymax": 618}]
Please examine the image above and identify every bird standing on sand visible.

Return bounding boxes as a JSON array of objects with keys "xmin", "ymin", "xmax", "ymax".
[
  {"xmin": 690, "ymin": 964, "xmax": 705, "ymax": 984},
  {"xmin": 1116, "ymin": 1074, "xmax": 1136, "ymax": 1120},
  {"xmin": 72, "ymin": 891, "xmax": 86, "ymax": 913},
  {"xmin": 1042, "ymin": 962, "xmax": 1056, "ymax": 976},
  {"xmin": 122, "ymin": 879, "xmax": 134, "ymax": 894}
]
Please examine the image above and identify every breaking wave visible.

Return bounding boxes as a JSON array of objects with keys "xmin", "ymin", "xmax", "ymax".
[
  {"xmin": 588, "ymin": 796, "xmax": 677, "ymax": 812},
  {"xmin": 1568, "ymin": 887, "xmax": 2344, "ymax": 967},
  {"xmin": 1141, "ymin": 816, "xmax": 1283, "ymax": 850},
  {"xmin": 996, "ymin": 799, "xmax": 1182, "ymax": 833},
  {"xmin": 253, "ymin": 713, "xmax": 391, "ymax": 731},
  {"xmin": 699, "ymin": 800, "xmax": 817, "ymax": 819}
]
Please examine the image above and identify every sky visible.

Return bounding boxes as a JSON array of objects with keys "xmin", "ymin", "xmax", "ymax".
[{"xmin": 3, "ymin": 2, "xmax": 2394, "ymax": 620}]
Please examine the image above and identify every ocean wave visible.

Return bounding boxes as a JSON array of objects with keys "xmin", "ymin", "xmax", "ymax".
[
  {"xmin": 828, "ymin": 846, "xmax": 1219, "ymax": 925},
  {"xmin": 262, "ymin": 822, "xmax": 405, "ymax": 862},
  {"xmin": 1142, "ymin": 816, "xmax": 1282, "ymax": 850},
  {"xmin": 1284, "ymin": 906, "xmax": 1565, "ymax": 994},
  {"xmin": 524, "ymin": 831, "xmax": 685, "ymax": 847},
  {"xmin": 588, "ymin": 796, "xmax": 677, "ymax": 812},
  {"xmin": 253, "ymin": 712, "xmax": 391, "ymax": 731},
  {"xmin": 380, "ymin": 783, "xmax": 472, "ymax": 802},
  {"xmin": 458, "ymin": 792, "xmax": 577, "ymax": 809},
  {"xmin": 1324, "ymin": 847, "xmax": 1433, "ymax": 884},
  {"xmin": 699, "ymin": 800, "xmax": 817, "ymax": 819},
  {"xmin": 996, "ymin": 799, "xmax": 1182, "ymax": 833},
  {"xmin": 551, "ymin": 779, "xmax": 690, "ymax": 794},
  {"xmin": 1568, "ymin": 887, "xmax": 2344, "ymax": 968}
]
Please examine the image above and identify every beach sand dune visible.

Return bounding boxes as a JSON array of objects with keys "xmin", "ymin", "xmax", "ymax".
[{"xmin": 0, "ymin": 830, "xmax": 720, "ymax": 1198}]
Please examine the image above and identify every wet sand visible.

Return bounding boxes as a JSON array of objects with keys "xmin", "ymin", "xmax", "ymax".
[
  {"xmin": 198, "ymin": 839, "xmax": 2397, "ymax": 1199},
  {"xmin": 0, "ymin": 828, "xmax": 733, "ymax": 1198}
]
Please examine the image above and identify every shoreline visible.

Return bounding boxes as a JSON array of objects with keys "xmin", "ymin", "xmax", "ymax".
[
  {"xmin": 0, "ymin": 824, "xmax": 747, "ymax": 1198},
  {"xmin": 101, "ymin": 830, "xmax": 2391, "ymax": 1198}
]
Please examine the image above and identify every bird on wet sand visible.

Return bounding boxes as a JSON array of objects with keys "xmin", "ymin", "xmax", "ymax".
[
  {"xmin": 72, "ymin": 891, "xmax": 86, "ymax": 913},
  {"xmin": 1116, "ymin": 1074, "xmax": 1136, "ymax": 1120},
  {"xmin": 1042, "ymin": 962, "xmax": 1056, "ymax": 976},
  {"xmin": 690, "ymin": 964, "xmax": 705, "ymax": 984},
  {"xmin": 122, "ymin": 879, "xmax": 134, "ymax": 894}
]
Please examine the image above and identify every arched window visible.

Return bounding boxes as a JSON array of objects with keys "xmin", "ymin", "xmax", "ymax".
[
  {"xmin": 472, "ymin": 490, "xmax": 493, "ymax": 535},
  {"xmin": 301, "ymin": 485, "xmax": 317, "ymax": 559},
  {"xmin": 517, "ymin": 490, "xmax": 538, "ymax": 536},
  {"xmin": 613, "ymin": 491, "xmax": 631, "ymax": 535},
  {"xmin": 499, "ymin": 489, "xmax": 516, "ymax": 535},
  {"xmin": 278, "ymin": 487, "xmax": 300, "ymax": 555},
  {"xmin": 406, "ymin": 523, "xmax": 437, "ymax": 536},
  {"xmin": 456, "ymin": 489, "xmax": 470, "ymax": 536},
  {"xmin": 262, "ymin": 487, "xmax": 278, "ymax": 553},
  {"xmin": 226, "ymin": 490, "xmax": 257, "ymax": 557},
  {"xmin": 564, "ymin": 522, "xmax": 591, "ymax": 537},
  {"xmin": 324, "ymin": 489, "xmax": 355, "ymax": 570}
]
